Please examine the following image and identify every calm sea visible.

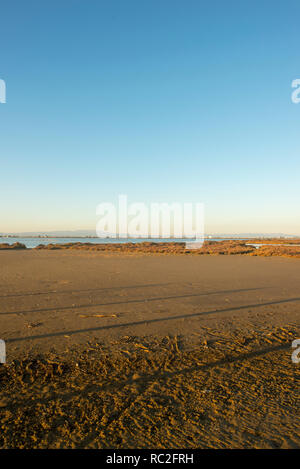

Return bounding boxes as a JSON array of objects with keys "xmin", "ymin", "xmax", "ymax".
[{"xmin": 0, "ymin": 237, "xmax": 226, "ymax": 249}]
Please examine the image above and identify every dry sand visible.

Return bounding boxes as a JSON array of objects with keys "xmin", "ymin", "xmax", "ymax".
[{"xmin": 0, "ymin": 250, "xmax": 299, "ymax": 448}]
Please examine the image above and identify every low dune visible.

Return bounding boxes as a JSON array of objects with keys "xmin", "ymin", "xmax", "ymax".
[{"xmin": 34, "ymin": 240, "xmax": 300, "ymax": 258}]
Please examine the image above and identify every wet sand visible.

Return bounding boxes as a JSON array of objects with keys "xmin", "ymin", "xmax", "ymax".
[{"xmin": 0, "ymin": 251, "xmax": 299, "ymax": 448}]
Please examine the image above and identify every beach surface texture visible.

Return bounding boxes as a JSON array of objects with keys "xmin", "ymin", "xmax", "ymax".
[{"xmin": 0, "ymin": 249, "xmax": 299, "ymax": 448}]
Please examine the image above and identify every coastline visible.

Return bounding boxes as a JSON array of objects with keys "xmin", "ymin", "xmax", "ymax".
[{"xmin": 1, "ymin": 239, "xmax": 300, "ymax": 258}]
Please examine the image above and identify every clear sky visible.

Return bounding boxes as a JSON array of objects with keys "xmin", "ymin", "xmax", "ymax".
[{"xmin": 1, "ymin": 0, "xmax": 300, "ymax": 234}]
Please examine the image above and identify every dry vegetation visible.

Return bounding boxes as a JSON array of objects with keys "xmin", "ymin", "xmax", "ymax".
[
  {"xmin": 246, "ymin": 238, "xmax": 300, "ymax": 245},
  {"xmin": 250, "ymin": 245, "xmax": 300, "ymax": 258},
  {"xmin": 33, "ymin": 240, "xmax": 300, "ymax": 257},
  {"xmin": 34, "ymin": 239, "xmax": 254, "ymax": 255},
  {"xmin": 0, "ymin": 242, "xmax": 27, "ymax": 250},
  {"xmin": 1, "ymin": 240, "xmax": 300, "ymax": 258}
]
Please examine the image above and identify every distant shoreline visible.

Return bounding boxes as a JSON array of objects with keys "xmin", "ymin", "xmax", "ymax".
[
  {"xmin": 1, "ymin": 238, "xmax": 300, "ymax": 257},
  {"xmin": 1, "ymin": 235, "xmax": 298, "ymax": 240}
]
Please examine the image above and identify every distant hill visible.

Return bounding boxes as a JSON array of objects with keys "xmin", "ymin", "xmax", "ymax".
[
  {"xmin": 0, "ymin": 230, "xmax": 99, "ymax": 238},
  {"xmin": 1, "ymin": 230, "xmax": 299, "ymax": 238}
]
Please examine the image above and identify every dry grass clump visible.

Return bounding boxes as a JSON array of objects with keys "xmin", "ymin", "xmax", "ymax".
[
  {"xmin": 34, "ymin": 240, "xmax": 256, "ymax": 255},
  {"xmin": 246, "ymin": 238, "xmax": 300, "ymax": 245},
  {"xmin": 250, "ymin": 245, "xmax": 300, "ymax": 258},
  {"xmin": 194, "ymin": 240, "xmax": 255, "ymax": 255},
  {"xmin": 34, "ymin": 242, "xmax": 186, "ymax": 254},
  {"xmin": 0, "ymin": 242, "xmax": 26, "ymax": 250}
]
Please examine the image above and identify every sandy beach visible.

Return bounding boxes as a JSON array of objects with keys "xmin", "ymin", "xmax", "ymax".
[{"xmin": 0, "ymin": 250, "xmax": 299, "ymax": 448}]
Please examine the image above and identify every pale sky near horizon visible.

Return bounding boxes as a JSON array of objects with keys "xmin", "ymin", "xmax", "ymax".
[{"xmin": 1, "ymin": 0, "xmax": 300, "ymax": 235}]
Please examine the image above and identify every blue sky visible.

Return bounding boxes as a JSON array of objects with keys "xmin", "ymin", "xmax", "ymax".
[{"xmin": 1, "ymin": 0, "xmax": 300, "ymax": 234}]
